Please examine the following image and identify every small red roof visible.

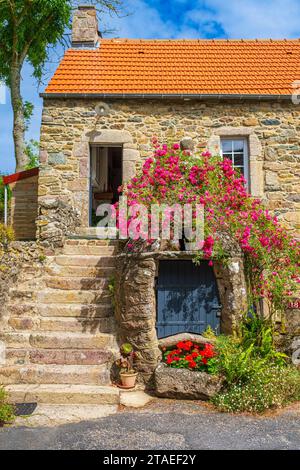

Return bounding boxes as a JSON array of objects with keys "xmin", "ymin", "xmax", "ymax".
[
  {"xmin": 3, "ymin": 167, "xmax": 39, "ymax": 185},
  {"xmin": 45, "ymin": 38, "xmax": 300, "ymax": 96}
]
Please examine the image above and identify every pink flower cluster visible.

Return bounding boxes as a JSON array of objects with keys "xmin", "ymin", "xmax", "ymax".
[{"xmin": 117, "ymin": 140, "xmax": 300, "ymax": 310}]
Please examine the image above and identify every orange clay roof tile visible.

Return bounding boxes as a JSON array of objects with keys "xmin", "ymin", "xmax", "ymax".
[{"xmin": 45, "ymin": 38, "xmax": 300, "ymax": 96}]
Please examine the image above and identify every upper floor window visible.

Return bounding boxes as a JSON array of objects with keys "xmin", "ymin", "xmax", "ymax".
[{"xmin": 221, "ymin": 138, "xmax": 249, "ymax": 187}]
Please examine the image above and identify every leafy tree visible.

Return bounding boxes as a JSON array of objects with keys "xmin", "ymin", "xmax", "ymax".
[
  {"xmin": 25, "ymin": 139, "xmax": 39, "ymax": 169},
  {"xmin": 0, "ymin": 0, "xmax": 123, "ymax": 171}
]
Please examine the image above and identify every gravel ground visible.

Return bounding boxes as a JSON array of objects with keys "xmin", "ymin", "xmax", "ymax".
[{"xmin": 0, "ymin": 400, "xmax": 299, "ymax": 450}]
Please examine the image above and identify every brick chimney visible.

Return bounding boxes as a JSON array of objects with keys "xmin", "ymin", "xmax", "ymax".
[{"xmin": 72, "ymin": 5, "xmax": 99, "ymax": 48}]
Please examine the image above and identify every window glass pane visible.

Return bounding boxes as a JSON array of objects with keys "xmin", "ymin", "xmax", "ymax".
[
  {"xmin": 234, "ymin": 154, "xmax": 244, "ymax": 166},
  {"xmin": 233, "ymin": 140, "xmax": 244, "ymax": 153},
  {"xmin": 221, "ymin": 137, "xmax": 248, "ymax": 188},
  {"xmin": 222, "ymin": 141, "xmax": 232, "ymax": 153}
]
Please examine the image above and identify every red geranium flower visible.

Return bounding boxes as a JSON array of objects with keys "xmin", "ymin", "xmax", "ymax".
[
  {"xmin": 188, "ymin": 360, "xmax": 197, "ymax": 368},
  {"xmin": 177, "ymin": 341, "xmax": 193, "ymax": 351},
  {"xmin": 185, "ymin": 355, "xmax": 193, "ymax": 361}
]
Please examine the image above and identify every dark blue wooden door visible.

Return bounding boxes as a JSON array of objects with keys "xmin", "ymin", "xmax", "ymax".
[{"xmin": 156, "ymin": 260, "xmax": 221, "ymax": 339}]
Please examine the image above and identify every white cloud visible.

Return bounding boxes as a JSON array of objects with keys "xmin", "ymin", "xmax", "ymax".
[
  {"xmin": 101, "ymin": 0, "xmax": 203, "ymax": 39},
  {"xmin": 102, "ymin": 0, "xmax": 174, "ymax": 38},
  {"xmin": 188, "ymin": 0, "xmax": 300, "ymax": 38},
  {"xmin": 104, "ymin": 0, "xmax": 300, "ymax": 39}
]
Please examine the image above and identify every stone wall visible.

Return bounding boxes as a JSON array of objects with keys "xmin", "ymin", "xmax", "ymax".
[
  {"xmin": 9, "ymin": 174, "xmax": 38, "ymax": 241},
  {"xmin": 0, "ymin": 241, "xmax": 45, "ymax": 331},
  {"xmin": 37, "ymin": 198, "xmax": 80, "ymax": 248},
  {"xmin": 39, "ymin": 98, "xmax": 300, "ymax": 237}
]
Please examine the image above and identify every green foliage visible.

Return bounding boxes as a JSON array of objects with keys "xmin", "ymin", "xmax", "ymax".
[
  {"xmin": 25, "ymin": 139, "xmax": 39, "ymax": 170},
  {"xmin": 0, "ymin": 223, "xmax": 14, "ymax": 245},
  {"xmin": 212, "ymin": 365, "xmax": 300, "ymax": 413},
  {"xmin": 0, "ymin": 0, "xmax": 124, "ymax": 84},
  {"xmin": 120, "ymin": 343, "xmax": 133, "ymax": 356},
  {"xmin": 202, "ymin": 325, "xmax": 218, "ymax": 340},
  {"xmin": 0, "ymin": 0, "xmax": 124, "ymax": 169},
  {"xmin": 0, "ymin": 388, "xmax": 15, "ymax": 425},
  {"xmin": 209, "ymin": 317, "xmax": 287, "ymax": 385},
  {"xmin": 210, "ymin": 315, "xmax": 300, "ymax": 413},
  {"xmin": 0, "ymin": 0, "xmax": 72, "ymax": 84},
  {"xmin": 23, "ymin": 102, "xmax": 34, "ymax": 131},
  {"xmin": 241, "ymin": 313, "xmax": 287, "ymax": 364},
  {"xmin": 116, "ymin": 343, "xmax": 136, "ymax": 373}
]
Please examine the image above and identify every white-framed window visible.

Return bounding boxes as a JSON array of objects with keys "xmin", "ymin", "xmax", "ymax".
[{"xmin": 221, "ymin": 138, "xmax": 249, "ymax": 187}]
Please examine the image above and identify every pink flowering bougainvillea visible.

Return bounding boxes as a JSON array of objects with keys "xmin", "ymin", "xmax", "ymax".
[{"xmin": 117, "ymin": 139, "xmax": 300, "ymax": 314}]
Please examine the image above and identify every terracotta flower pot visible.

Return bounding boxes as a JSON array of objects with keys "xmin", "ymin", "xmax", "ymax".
[{"xmin": 120, "ymin": 372, "xmax": 138, "ymax": 388}]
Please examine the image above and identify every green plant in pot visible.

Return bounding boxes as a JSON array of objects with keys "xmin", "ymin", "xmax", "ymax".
[{"xmin": 116, "ymin": 343, "xmax": 138, "ymax": 388}]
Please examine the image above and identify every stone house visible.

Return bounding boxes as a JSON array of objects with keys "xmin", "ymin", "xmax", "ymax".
[{"xmin": 0, "ymin": 5, "xmax": 299, "ymax": 403}]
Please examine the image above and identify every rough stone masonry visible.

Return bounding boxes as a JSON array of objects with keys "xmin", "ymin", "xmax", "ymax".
[{"xmin": 38, "ymin": 98, "xmax": 300, "ymax": 237}]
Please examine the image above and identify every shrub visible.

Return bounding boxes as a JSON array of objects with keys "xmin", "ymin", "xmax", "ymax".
[
  {"xmin": 209, "ymin": 316, "xmax": 300, "ymax": 413},
  {"xmin": 240, "ymin": 313, "xmax": 287, "ymax": 364},
  {"xmin": 119, "ymin": 141, "xmax": 300, "ymax": 314},
  {"xmin": 0, "ymin": 388, "xmax": 15, "ymax": 425},
  {"xmin": 207, "ymin": 335, "xmax": 270, "ymax": 384},
  {"xmin": 208, "ymin": 317, "xmax": 287, "ymax": 385},
  {"xmin": 212, "ymin": 365, "xmax": 300, "ymax": 413},
  {"xmin": 0, "ymin": 223, "xmax": 14, "ymax": 246}
]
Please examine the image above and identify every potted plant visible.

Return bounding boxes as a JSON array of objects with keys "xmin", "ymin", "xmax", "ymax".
[{"xmin": 116, "ymin": 343, "xmax": 138, "ymax": 388}]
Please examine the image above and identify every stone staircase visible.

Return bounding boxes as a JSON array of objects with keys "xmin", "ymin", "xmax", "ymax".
[{"xmin": 0, "ymin": 239, "xmax": 121, "ymax": 405}]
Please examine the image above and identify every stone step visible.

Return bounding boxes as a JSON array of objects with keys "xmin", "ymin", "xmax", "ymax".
[
  {"xmin": 29, "ymin": 331, "xmax": 116, "ymax": 350},
  {"xmin": 39, "ymin": 303, "xmax": 113, "ymax": 318},
  {"xmin": 39, "ymin": 316, "xmax": 115, "ymax": 334},
  {"xmin": 63, "ymin": 245, "xmax": 117, "ymax": 256},
  {"xmin": 8, "ymin": 317, "xmax": 39, "ymax": 331},
  {"xmin": 6, "ymin": 384, "xmax": 120, "ymax": 405},
  {"xmin": 65, "ymin": 239, "xmax": 117, "ymax": 246},
  {"xmin": 6, "ymin": 316, "xmax": 115, "ymax": 334},
  {"xmin": 46, "ymin": 265, "xmax": 115, "ymax": 278},
  {"xmin": 0, "ymin": 331, "xmax": 115, "ymax": 350},
  {"xmin": 7, "ymin": 303, "xmax": 113, "ymax": 318},
  {"xmin": 7, "ymin": 303, "xmax": 37, "ymax": 316},
  {"xmin": 13, "ymin": 404, "xmax": 118, "ymax": 427},
  {"xmin": 44, "ymin": 277, "xmax": 110, "ymax": 291},
  {"xmin": 0, "ymin": 364, "xmax": 110, "ymax": 386},
  {"xmin": 74, "ymin": 227, "xmax": 118, "ymax": 238},
  {"xmin": 37, "ymin": 289, "xmax": 111, "ymax": 304},
  {"xmin": 6, "ymin": 348, "xmax": 115, "ymax": 366},
  {"xmin": 55, "ymin": 255, "xmax": 116, "ymax": 268},
  {"xmin": 0, "ymin": 332, "xmax": 31, "ymax": 349},
  {"xmin": 9, "ymin": 289, "xmax": 36, "ymax": 302}
]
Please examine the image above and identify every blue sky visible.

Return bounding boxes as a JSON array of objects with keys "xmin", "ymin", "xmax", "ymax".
[{"xmin": 1, "ymin": 0, "xmax": 300, "ymax": 174}]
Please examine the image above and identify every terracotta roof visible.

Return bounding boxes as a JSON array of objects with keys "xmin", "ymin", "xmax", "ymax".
[{"xmin": 45, "ymin": 39, "xmax": 300, "ymax": 96}]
